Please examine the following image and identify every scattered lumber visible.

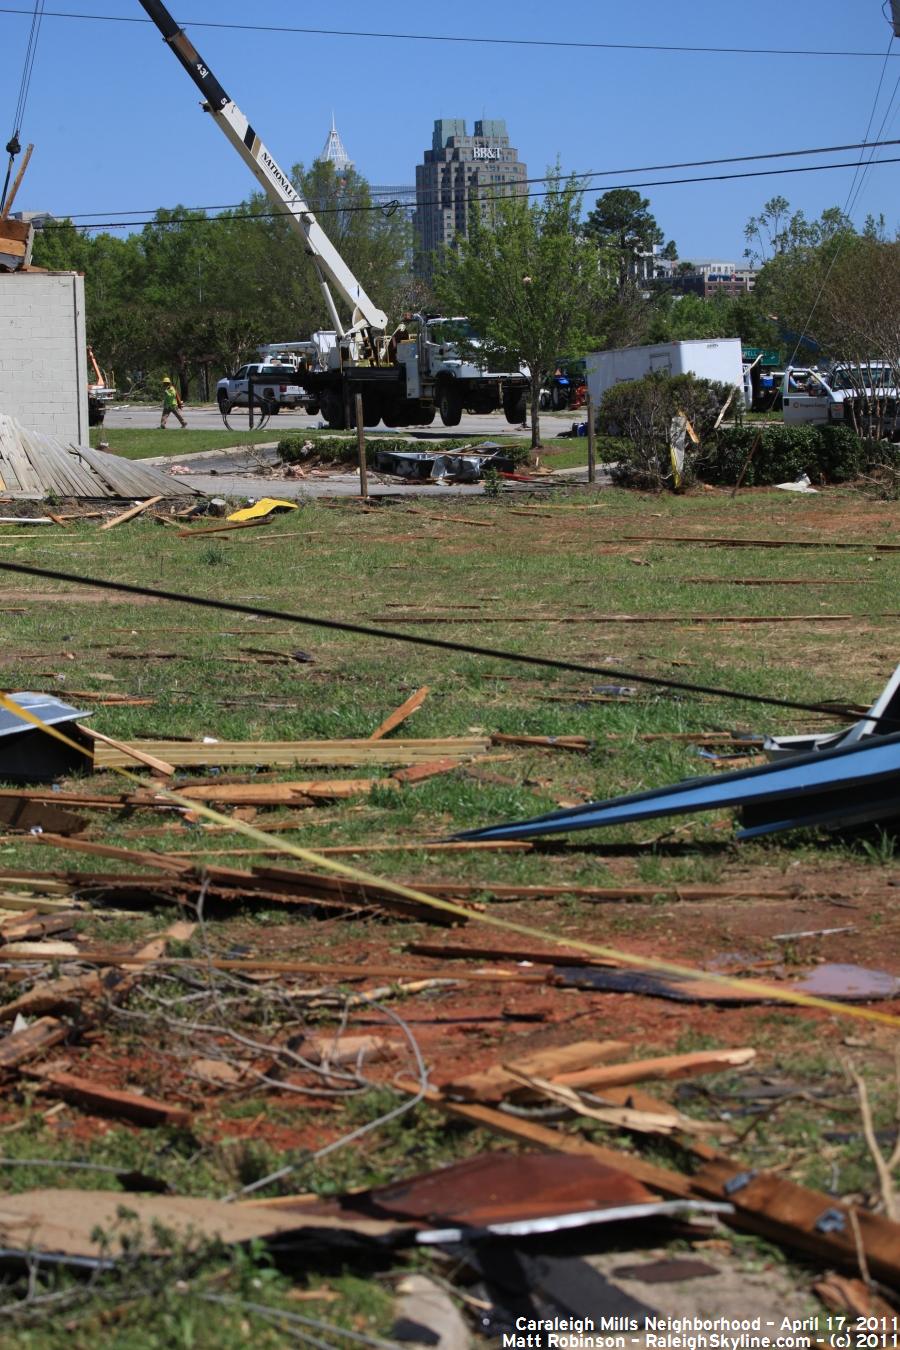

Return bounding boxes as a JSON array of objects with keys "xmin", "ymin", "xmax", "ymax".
[
  {"xmin": 0, "ymin": 795, "xmax": 86, "ymax": 836},
  {"xmin": 491, "ymin": 732, "xmax": 592, "ymax": 751},
  {"xmin": 25, "ymin": 1068, "xmax": 192, "ymax": 1129},
  {"xmin": 522, "ymin": 1047, "xmax": 756, "ymax": 1093},
  {"xmin": 175, "ymin": 779, "xmax": 387, "ymax": 805},
  {"xmin": 443, "ymin": 1039, "xmax": 629, "ymax": 1103},
  {"xmin": 77, "ymin": 725, "xmax": 175, "ymax": 778},
  {"xmin": 401, "ymin": 508, "xmax": 495, "ymax": 528},
  {"xmin": 0, "ymin": 912, "xmax": 77, "ymax": 944},
  {"xmin": 391, "ymin": 758, "xmax": 460, "ymax": 784},
  {"xmin": 99, "ymin": 496, "xmax": 163, "ymax": 531},
  {"xmin": 176, "ymin": 518, "xmax": 275, "ymax": 538},
  {"xmin": 91, "ymin": 736, "xmax": 489, "ymax": 770},
  {"xmin": 374, "ymin": 610, "xmax": 899, "ymax": 626},
  {"xmin": 0, "ymin": 1017, "xmax": 68, "ymax": 1071},
  {"xmin": 418, "ymin": 1087, "xmax": 900, "ymax": 1287},
  {"xmin": 23, "ymin": 834, "xmax": 192, "ymax": 876},
  {"xmin": 0, "ymin": 970, "xmax": 130, "ymax": 1023},
  {"xmin": 369, "ymin": 686, "xmax": 430, "ymax": 741},
  {"xmin": 616, "ymin": 533, "xmax": 900, "ymax": 552},
  {"xmin": 403, "ymin": 881, "xmax": 793, "ymax": 905}
]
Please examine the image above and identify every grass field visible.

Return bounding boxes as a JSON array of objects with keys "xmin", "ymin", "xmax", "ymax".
[{"xmin": 1, "ymin": 483, "xmax": 899, "ymax": 1340}]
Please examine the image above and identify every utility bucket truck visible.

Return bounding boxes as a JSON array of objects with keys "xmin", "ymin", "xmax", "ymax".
[{"xmin": 138, "ymin": 1, "xmax": 528, "ymax": 429}]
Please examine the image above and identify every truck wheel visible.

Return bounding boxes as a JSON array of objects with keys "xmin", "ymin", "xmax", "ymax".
[
  {"xmin": 305, "ymin": 402, "xmax": 320, "ymax": 417},
  {"xmin": 503, "ymin": 390, "xmax": 527, "ymax": 425},
  {"xmin": 438, "ymin": 385, "xmax": 463, "ymax": 427},
  {"xmin": 321, "ymin": 391, "xmax": 346, "ymax": 430},
  {"xmin": 217, "ymin": 393, "xmax": 232, "ymax": 416}
]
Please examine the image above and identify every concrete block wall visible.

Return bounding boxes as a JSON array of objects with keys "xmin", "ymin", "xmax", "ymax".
[{"xmin": 0, "ymin": 271, "xmax": 89, "ymax": 444}]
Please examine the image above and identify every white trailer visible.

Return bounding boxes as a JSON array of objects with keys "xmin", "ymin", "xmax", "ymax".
[{"xmin": 585, "ymin": 338, "xmax": 749, "ymax": 408}]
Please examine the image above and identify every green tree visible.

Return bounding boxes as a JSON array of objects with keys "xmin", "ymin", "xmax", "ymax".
[
  {"xmin": 435, "ymin": 174, "xmax": 609, "ymax": 448},
  {"xmin": 743, "ymin": 195, "xmax": 853, "ymax": 265},
  {"xmin": 583, "ymin": 188, "xmax": 668, "ymax": 294}
]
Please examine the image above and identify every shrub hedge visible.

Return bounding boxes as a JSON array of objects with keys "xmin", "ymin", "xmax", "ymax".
[{"xmin": 703, "ymin": 423, "xmax": 900, "ymax": 486}]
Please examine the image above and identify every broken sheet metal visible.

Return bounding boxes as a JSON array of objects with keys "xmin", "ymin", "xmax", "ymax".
[
  {"xmin": 556, "ymin": 962, "xmax": 900, "ymax": 1004},
  {"xmin": 765, "ymin": 662, "xmax": 900, "ymax": 760},
  {"xmin": 0, "ymin": 693, "xmax": 92, "ymax": 782},
  {"xmin": 328, "ymin": 1151, "xmax": 729, "ymax": 1243},
  {"xmin": 455, "ymin": 729, "xmax": 900, "ymax": 843},
  {"xmin": 374, "ymin": 447, "xmax": 517, "ymax": 482}
]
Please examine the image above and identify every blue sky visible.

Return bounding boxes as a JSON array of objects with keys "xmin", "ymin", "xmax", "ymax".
[{"xmin": 1, "ymin": 0, "xmax": 899, "ymax": 259}]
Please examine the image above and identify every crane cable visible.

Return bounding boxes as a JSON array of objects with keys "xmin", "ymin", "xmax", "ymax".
[{"xmin": 0, "ymin": 0, "xmax": 44, "ymax": 214}]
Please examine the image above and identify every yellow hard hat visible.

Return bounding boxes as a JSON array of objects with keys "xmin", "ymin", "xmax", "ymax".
[{"xmin": 163, "ymin": 375, "xmax": 172, "ymax": 384}]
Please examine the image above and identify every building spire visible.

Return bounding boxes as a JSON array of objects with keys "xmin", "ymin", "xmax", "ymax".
[{"xmin": 319, "ymin": 114, "xmax": 353, "ymax": 174}]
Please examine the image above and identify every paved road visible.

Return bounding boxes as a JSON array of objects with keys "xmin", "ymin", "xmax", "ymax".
[
  {"xmin": 108, "ymin": 404, "xmax": 592, "ymax": 498},
  {"xmin": 104, "ymin": 403, "xmax": 575, "ymax": 441}
]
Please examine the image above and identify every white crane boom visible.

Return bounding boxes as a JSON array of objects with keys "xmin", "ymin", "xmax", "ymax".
[{"xmin": 137, "ymin": 0, "xmax": 388, "ymax": 341}]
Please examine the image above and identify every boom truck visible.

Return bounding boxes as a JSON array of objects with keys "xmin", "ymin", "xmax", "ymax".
[{"xmin": 137, "ymin": 1, "xmax": 528, "ymax": 429}]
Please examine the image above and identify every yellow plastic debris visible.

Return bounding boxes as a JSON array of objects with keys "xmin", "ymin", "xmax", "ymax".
[{"xmin": 226, "ymin": 498, "xmax": 299, "ymax": 522}]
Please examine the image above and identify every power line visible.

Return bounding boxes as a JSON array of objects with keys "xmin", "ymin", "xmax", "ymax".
[
  {"xmin": 0, "ymin": 0, "xmax": 44, "ymax": 213},
  {"xmin": 43, "ymin": 154, "xmax": 900, "ymax": 233},
  {"xmin": 0, "ymin": 5, "xmax": 896, "ymax": 59},
  {"xmin": 785, "ymin": 35, "xmax": 899, "ymax": 369},
  {"xmin": 0, "ymin": 558, "xmax": 889, "ymax": 726},
  {"xmin": 43, "ymin": 136, "xmax": 900, "ymax": 223}
]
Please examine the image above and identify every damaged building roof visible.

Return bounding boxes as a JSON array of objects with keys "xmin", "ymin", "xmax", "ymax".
[{"xmin": 0, "ymin": 414, "xmax": 196, "ymax": 498}]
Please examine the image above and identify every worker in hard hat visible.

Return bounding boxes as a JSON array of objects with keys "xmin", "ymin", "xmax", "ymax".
[{"xmin": 160, "ymin": 376, "xmax": 187, "ymax": 429}]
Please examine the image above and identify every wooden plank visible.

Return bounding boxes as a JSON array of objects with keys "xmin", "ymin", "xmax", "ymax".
[
  {"xmin": 27, "ymin": 1069, "xmax": 191, "ymax": 1128},
  {"xmin": 550, "ymin": 1048, "xmax": 756, "ymax": 1092},
  {"xmin": 0, "ymin": 971, "xmax": 111, "ymax": 1022},
  {"xmin": 23, "ymin": 833, "xmax": 192, "ymax": 875},
  {"xmin": 689, "ymin": 1153, "xmax": 900, "ymax": 1290},
  {"xmin": 618, "ymin": 533, "xmax": 900, "ymax": 552},
  {"xmin": 177, "ymin": 518, "xmax": 273, "ymax": 539},
  {"xmin": 99, "ymin": 496, "xmax": 163, "ymax": 531},
  {"xmin": 492, "ymin": 733, "xmax": 591, "ymax": 751},
  {"xmin": 79, "ymin": 725, "xmax": 175, "ymax": 778},
  {"xmin": 369, "ymin": 686, "xmax": 430, "ymax": 741},
  {"xmin": 175, "ymin": 778, "xmax": 383, "ymax": 805},
  {"xmin": 443, "ymin": 1040, "xmax": 630, "ymax": 1102},
  {"xmin": 92, "ymin": 737, "xmax": 489, "ymax": 770},
  {"xmin": 391, "ymin": 758, "xmax": 460, "ymax": 785},
  {"xmin": 402, "ymin": 508, "xmax": 495, "ymax": 529},
  {"xmin": 0, "ymin": 912, "xmax": 77, "ymax": 944},
  {"xmin": 0, "ymin": 1017, "xmax": 68, "ymax": 1071}
]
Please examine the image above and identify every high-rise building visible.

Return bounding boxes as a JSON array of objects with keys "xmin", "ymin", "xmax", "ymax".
[
  {"xmin": 318, "ymin": 115, "xmax": 353, "ymax": 175},
  {"xmin": 414, "ymin": 118, "xmax": 527, "ymax": 279}
]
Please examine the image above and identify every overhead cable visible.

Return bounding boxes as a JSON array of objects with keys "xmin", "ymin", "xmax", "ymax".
[
  {"xmin": 0, "ymin": 5, "xmax": 895, "ymax": 59},
  {"xmin": 44, "ymin": 136, "xmax": 900, "ymax": 223},
  {"xmin": 43, "ymin": 154, "xmax": 900, "ymax": 233}
]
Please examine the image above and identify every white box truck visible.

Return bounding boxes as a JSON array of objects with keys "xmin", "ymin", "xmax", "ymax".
[{"xmin": 585, "ymin": 338, "xmax": 749, "ymax": 409}]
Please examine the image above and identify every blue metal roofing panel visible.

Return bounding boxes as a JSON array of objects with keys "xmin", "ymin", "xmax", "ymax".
[{"xmin": 456, "ymin": 730, "xmax": 900, "ymax": 842}]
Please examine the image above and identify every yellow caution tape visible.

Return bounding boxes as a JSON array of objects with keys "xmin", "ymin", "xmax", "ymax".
[{"xmin": 3, "ymin": 691, "xmax": 899, "ymax": 1029}]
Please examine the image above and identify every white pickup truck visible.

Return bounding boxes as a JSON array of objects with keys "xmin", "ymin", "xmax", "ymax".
[
  {"xmin": 782, "ymin": 363, "xmax": 900, "ymax": 435},
  {"xmin": 216, "ymin": 362, "xmax": 307, "ymax": 416}
]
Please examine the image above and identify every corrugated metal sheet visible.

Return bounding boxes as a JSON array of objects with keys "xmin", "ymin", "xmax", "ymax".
[
  {"xmin": 456, "ymin": 731, "xmax": 900, "ymax": 842},
  {"xmin": 0, "ymin": 414, "xmax": 196, "ymax": 498}
]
